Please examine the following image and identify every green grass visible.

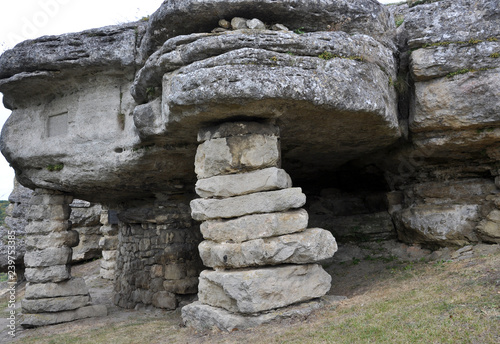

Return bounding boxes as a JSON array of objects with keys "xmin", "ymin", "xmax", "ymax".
[{"xmin": 0, "ymin": 200, "xmax": 8, "ymax": 225}]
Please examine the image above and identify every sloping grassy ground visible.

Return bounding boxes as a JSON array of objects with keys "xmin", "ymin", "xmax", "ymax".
[{"xmin": 8, "ymin": 249, "xmax": 500, "ymax": 344}]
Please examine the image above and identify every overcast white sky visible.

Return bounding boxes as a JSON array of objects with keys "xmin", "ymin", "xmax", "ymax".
[{"xmin": 0, "ymin": 0, "xmax": 395, "ymax": 200}]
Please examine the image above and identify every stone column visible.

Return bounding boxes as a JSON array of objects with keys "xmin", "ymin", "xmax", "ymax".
[
  {"xmin": 21, "ymin": 188, "xmax": 107, "ymax": 328},
  {"xmin": 99, "ymin": 209, "xmax": 118, "ymax": 280},
  {"xmin": 182, "ymin": 122, "xmax": 338, "ymax": 331}
]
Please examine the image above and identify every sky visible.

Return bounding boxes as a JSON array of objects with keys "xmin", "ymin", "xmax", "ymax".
[{"xmin": 0, "ymin": 0, "xmax": 395, "ymax": 200}]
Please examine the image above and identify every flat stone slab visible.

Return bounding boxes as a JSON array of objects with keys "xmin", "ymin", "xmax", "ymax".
[
  {"xmin": 195, "ymin": 134, "xmax": 280, "ymax": 179},
  {"xmin": 25, "ymin": 278, "xmax": 89, "ymax": 299},
  {"xmin": 25, "ymin": 265, "xmax": 71, "ymax": 283},
  {"xmin": 182, "ymin": 298, "xmax": 325, "ymax": 332},
  {"xmin": 198, "ymin": 264, "xmax": 331, "ymax": 313},
  {"xmin": 200, "ymin": 209, "xmax": 308, "ymax": 243},
  {"xmin": 195, "ymin": 167, "xmax": 292, "ymax": 198},
  {"xmin": 190, "ymin": 188, "xmax": 306, "ymax": 221},
  {"xmin": 24, "ymin": 247, "xmax": 73, "ymax": 268},
  {"xmin": 22, "ymin": 295, "xmax": 90, "ymax": 313},
  {"xmin": 199, "ymin": 228, "xmax": 337, "ymax": 268},
  {"xmin": 21, "ymin": 305, "xmax": 108, "ymax": 328},
  {"xmin": 25, "ymin": 230, "xmax": 79, "ymax": 250}
]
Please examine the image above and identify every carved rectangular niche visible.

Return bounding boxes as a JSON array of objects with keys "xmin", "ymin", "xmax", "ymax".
[{"xmin": 47, "ymin": 112, "xmax": 69, "ymax": 137}]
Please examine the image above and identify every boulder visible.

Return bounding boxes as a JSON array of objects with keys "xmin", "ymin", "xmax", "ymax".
[
  {"xmin": 394, "ymin": 204, "xmax": 480, "ymax": 246},
  {"xmin": 199, "ymin": 228, "xmax": 337, "ymax": 268},
  {"xmin": 198, "ymin": 264, "xmax": 331, "ymax": 313},
  {"xmin": 190, "ymin": 188, "xmax": 306, "ymax": 221},
  {"xmin": 200, "ymin": 209, "xmax": 308, "ymax": 243}
]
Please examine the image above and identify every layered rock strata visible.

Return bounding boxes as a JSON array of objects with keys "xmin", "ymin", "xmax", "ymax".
[
  {"xmin": 21, "ymin": 188, "xmax": 106, "ymax": 328},
  {"xmin": 182, "ymin": 122, "xmax": 337, "ymax": 330}
]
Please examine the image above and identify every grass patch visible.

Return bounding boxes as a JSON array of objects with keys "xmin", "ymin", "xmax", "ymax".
[
  {"xmin": 446, "ymin": 67, "xmax": 494, "ymax": 78},
  {"xmin": 318, "ymin": 51, "xmax": 363, "ymax": 62},
  {"xmin": 395, "ymin": 15, "xmax": 404, "ymax": 27},
  {"xmin": 46, "ymin": 164, "xmax": 64, "ymax": 172}
]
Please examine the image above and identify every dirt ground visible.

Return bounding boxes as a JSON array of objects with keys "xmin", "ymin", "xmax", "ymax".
[{"xmin": 2, "ymin": 240, "xmax": 499, "ymax": 344}]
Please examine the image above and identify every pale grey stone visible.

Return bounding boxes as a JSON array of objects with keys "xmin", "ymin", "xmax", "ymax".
[
  {"xmin": 231, "ymin": 17, "xmax": 248, "ymax": 30},
  {"xmin": 98, "ymin": 236, "xmax": 118, "ymax": 250},
  {"xmin": 21, "ymin": 305, "xmax": 107, "ymax": 328},
  {"xmin": 100, "ymin": 224, "xmax": 119, "ymax": 236},
  {"xmin": 25, "ymin": 278, "xmax": 89, "ymax": 299},
  {"xmin": 271, "ymin": 24, "xmax": 289, "ymax": 31},
  {"xmin": 247, "ymin": 18, "xmax": 266, "ymax": 30},
  {"xmin": 25, "ymin": 265, "xmax": 72, "ymax": 283},
  {"xmin": 26, "ymin": 205, "xmax": 71, "ymax": 221},
  {"xmin": 411, "ymin": 70, "xmax": 500, "ymax": 133},
  {"xmin": 190, "ymin": 188, "xmax": 306, "ymax": 221},
  {"xmin": 141, "ymin": 0, "xmax": 392, "ymax": 59},
  {"xmin": 100, "ymin": 259, "xmax": 117, "ymax": 270},
  {"xmin": 195, "ymin": 167, "xmax": 292, "ymax": 198},
  {"xmin": 394, "ymin": 204, "xmax": 480, "ymax": 246},
  {"xmin": 152, "ymin": 291, "xmax": 177, "ymax": 310},
  {"xmin": 198, "ymin": 264, "xmax": 331, "ymax": 313},
  {"xmin": 411, "ymin": 41, "xmax": 500, "ymax": 81},
  {"xmin": 195, "ymin": 135, "xmax": 280, "ymax": 179},
  {"xmin": 197, "ymin": 122, "xmax": 279, "ymax": 143},
  {"xmin": 182, "ymin": 298, "xmax": 324, "ymax": 331},
  {"xmin": 25, "ymin": 230, "xmax": 79, "ymax": 250},
  {"xmin": 200, "ymin": 209, "xmax": 308, "ymax": 243},
  {"xmin": 219, "ymin": 19, "xmax": 231, "ymax": 29},
  {"xmin": 24, "ymin": 247, "xmax": 73, "ymax": 268},
  {"xmin": 199, "ymin": 228, "xmax": 337, "ymax": 268},
  {"xmin": 405, "ymin": 0, "xmax": 500, "ymax": 49},
  {"xmin": 25, "ymin": 220, "xmax": 71, "ymax": 235},
  {"xmin": 22, "ymin": 295, "xmax": 90, "ymax": 313},
  {"xmin": 102, "ymin": 250, "xmax": 117, "ymax": 261}
]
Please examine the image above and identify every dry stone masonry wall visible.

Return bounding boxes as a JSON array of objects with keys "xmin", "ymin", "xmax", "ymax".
[
  {"xmin": 182, "ymin": 122, "xmax": 337, "ymax": 330},
  {"xmin": 21, "ymin": 189, "xmax": 106, "ymax": 327},
  {"xmin": 114, "ymin": 197, "xmax": 203, "ymax": 310}
]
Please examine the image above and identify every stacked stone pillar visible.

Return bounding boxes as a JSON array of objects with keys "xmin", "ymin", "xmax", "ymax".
[
  {"xmin": 182, "ymin": 122, "xmax": 337, "ymax": 331},
  {"xmin": 21, "ymin": 188, "xmax": 107, "ymax": 327},
  {"xmin": 99, "ymin": 209, "xmax": 119, "ymax": 280}
]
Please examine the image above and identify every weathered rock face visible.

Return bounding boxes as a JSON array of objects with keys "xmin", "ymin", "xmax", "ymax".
[
  {"xmin": 0, "ymin": 0, "xmax": 400, "ymax": 202},
  {"xmin": 0, "ymin": 0, "xmax": 500, "ymax": 330}
]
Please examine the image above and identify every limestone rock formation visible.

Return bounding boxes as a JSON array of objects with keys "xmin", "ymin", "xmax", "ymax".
[{"xmin": 0, "ymin": 0, "xmax": 499, "ymax": 331}]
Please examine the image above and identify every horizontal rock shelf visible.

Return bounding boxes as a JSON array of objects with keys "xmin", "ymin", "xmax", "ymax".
[
  {"xmin": 200, "ymin": 209, "xmax": 309, "ymax": 243},
  {"xmin": 195, "ymin": 167, "xmax": 292, "ymax": 198},
  {"xmin": 190, "ymin": 187, "xmax": 306, "ymax": 221},
  {"xmin": 199, "ymin": 228, "xmax": 337, "ymax": 268}
]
